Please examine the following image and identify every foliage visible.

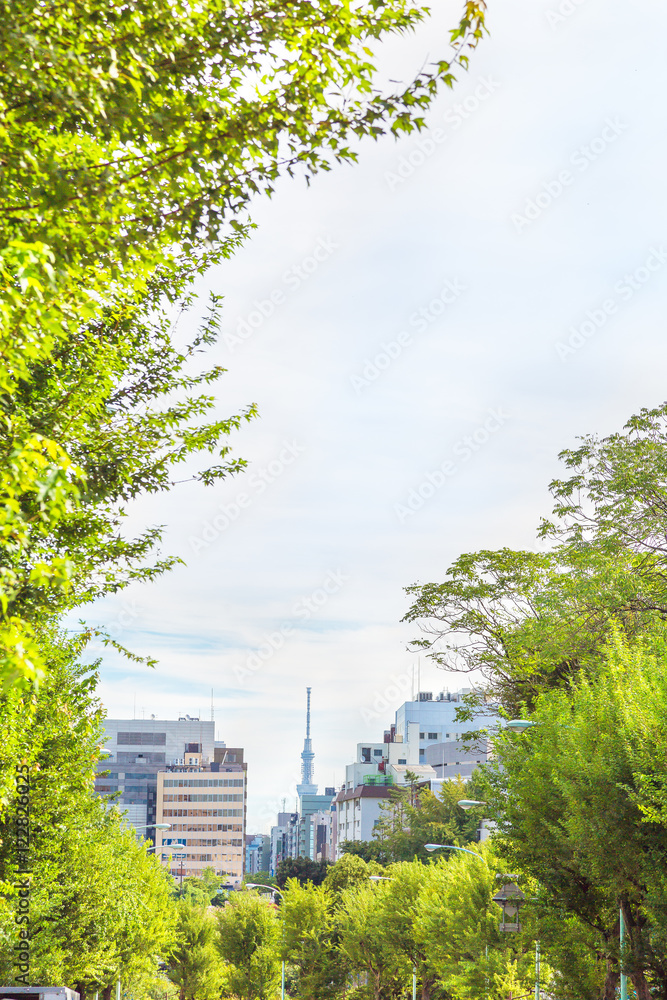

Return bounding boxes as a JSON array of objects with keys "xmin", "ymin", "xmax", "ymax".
[
  {"xmin": 0, "ymin": 627, "xmax": 177, "ymax": 996},
  {"xmin": 276, "ymin": 856, "xmax": 331, "ymax": 889},
  {"xmin": 177, "ymin": 867, "xmax": 229, "ymax": 907},
  {"xmin": 0, "ymin": 0, "xmax": 488, "ymax": 684},
  {"xmin": 404, "ymin": 403, "xmax": 667, "ymax": 715},
  {"xmin": 216, "ymin": 892, "xmax": 280, "ymax": 1000},
  {"xmin": 372, "ymin": 775, "xmax": 485, "ymax": 862},
  {"xmin": 281, "ymin": 880, "xmax": 348, "ymax": 1000},
  {"xmin": 167, "ymin": 902, "xmax": 224, "ymax": 1000},
  {"xmin": 338, "ymin": 840, "xmax": 391, "ymax": 865},
  {"xmin": 323, "ymin": 853, "xmax": 383, "ymax": 895},
  {"xmin": 484, "ymin": 628, "xmax": 667, "ymax": 997}
]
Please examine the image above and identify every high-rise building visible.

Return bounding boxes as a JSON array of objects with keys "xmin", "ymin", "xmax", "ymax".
[
  {"xmin": 245, "ymin": 834, "xmax": 271, "ymax": 874},
  {"xmin": 155, "ymin": 744, "xmax": 247, "ymax": 883},
  {"xmin": 270, "ymin": 811, "xmax": 299, "ymax": 876},
  {"xmin": 95, "ymin": 717, "xmax": 247, "ymax": 883},
  {"xmin": 95, "ymin": 716, "xmax": 215, "ymax": 831}
]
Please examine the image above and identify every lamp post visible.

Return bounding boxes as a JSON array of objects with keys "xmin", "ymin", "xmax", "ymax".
[
  {"xmin": 147, "ymin": 842, "xmax": 187, "ymax": 854},
  {"xmin": 369, "ymin": 876, "xmax": 417, "ymax": 1000},
  {"xmin": 246, "ymin": 883, "xmax": 286, "ymax": 1000}
]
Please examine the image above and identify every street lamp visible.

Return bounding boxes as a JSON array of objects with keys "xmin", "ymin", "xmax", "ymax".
[
  {"xmin": 505, "ymin": 720, "xmax": 537, "ymax": 732},
  {"xmin": 147, "ymin": 842, "xmax": 187, "ymax": 854},
  {"xmin": 369, "ymin": 876, "xmax": 417, "ymax": 1000},
  {"xmin": 457, "ymin": 799, "xmax": 486, "ymax": 810},
  {"xmin": 246, "ymin": 884, "xmax": 286, "ymax": 1000},
  {"xmin": 135, "ymin": 823, "xmax": 171, "ymax": 831},
  {"xmin": 424, "ymin": 843, "xmax": 486, "ymax": 860}
]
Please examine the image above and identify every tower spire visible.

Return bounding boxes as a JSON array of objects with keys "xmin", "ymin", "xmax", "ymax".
[{"xmin": 296, "ymin": 686, "xmax": 317, "ymax": 796}]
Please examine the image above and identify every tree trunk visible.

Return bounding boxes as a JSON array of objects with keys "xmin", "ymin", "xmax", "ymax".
[
  {"xmin": 75, "ymin": 985, "xmax": 85, "ymax": 1000},
  {"xmin": 102, "ymin": 985, "xmax": 112, "ymax": 1000},
  {"xmin": 602, "ymin": 965, "xmax": 619, "ymax": 1000},
  {"xmin": 421, "ymin": 975, "xmax": 434, "ymax": 1000},
  {"xmin": 631, "ymin": 970, "xmax": 653, "ymax": 1000}
]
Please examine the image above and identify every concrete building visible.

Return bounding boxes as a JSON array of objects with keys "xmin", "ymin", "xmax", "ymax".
[
  {"xmin": 95, "ymin": 716, "xmax": 216, "ymax": 831},
  {"xmin": 334, "ymin": 689, "xmax": 496, "ymax": 857},
  {"xmin": 335, "ymin": 725, "xmax": 437, "ymax": 854},
  {"xmin": 298, "ymin": 788, "xmax": 336, "ymax": 860},
  {"xmin": 246, "ymin": 834, "xmax": 271, "ymax": 874},
  {"xmin": 270, "ymin": 811, "xmax": 299, "ymax": 876},
  {"xmin": 155, "ymin": 743, "xmax": 247, "ymax": 882},
  {"xmin": 394, "ymin": 689, "xmax": 493, "ymax": 766}
]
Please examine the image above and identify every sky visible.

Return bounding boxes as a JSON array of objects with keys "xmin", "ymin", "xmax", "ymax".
[{"xmin": 80, "ymin": 0, "xmax": 667, "ymax": 832}]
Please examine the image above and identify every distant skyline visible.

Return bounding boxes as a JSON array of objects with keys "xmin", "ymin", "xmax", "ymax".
[{"xmin": 77, "ymin": 0, "xmax": 667, "ymax": 832}]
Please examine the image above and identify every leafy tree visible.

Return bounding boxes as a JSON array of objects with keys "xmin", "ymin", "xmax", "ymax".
[
  {"xmin": 337, "ymin": 881, "xmax": 407, "ymax": 1000},
  {"xmin": 416, "ymin": 849, "xmax": 547, "ymax": 1000},
  {"xmin": 276, "ymin": 856, "xmax": 331, "ymax": 889},
  {"xmin": 338, "ymin": 840, "xmax": 391, "ymax": 865},
  {"xmin": 177, "ymin": 867, "xmax": 229, "ymax": 907},
  {"xmin": 216, "ymin": 892, "xmax": 280, "ymax": 1000},
  {"xmin": 168, "ymin": 902, "xmax": 224, "ymax": 1000},
  {"xmin": 0, "ymin": 0, "xmax": 488, "ymax": 684},
  {"xmin": 0, "ymin": 627, "xmax": 178, "ymax": 997},
  {"xmin": 372, "ymin": 776, "xmax": 484, "ymax": 862},
  {"xmin": 323, "ymin": 853, "xmax": 383, "ymax": 896},
  {"xmin": 281, "ymin": 880, "xmax": 348, "ymax": 1000},
  {"xmin": 404, "ymin": 404, "xmax": 667, "ymax": 716},
  {"xmin": 484, "ymin": 628, "xmax": 667, "ymax": 998}
]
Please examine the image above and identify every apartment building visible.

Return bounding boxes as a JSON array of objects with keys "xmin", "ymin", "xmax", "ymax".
[
  {"xmin": 155, "ymin": 744, "xmax": 247, "ymax": 882},
  {"xmin": 95, "ymin": 716, "xmax": 216, "ymax": 831}
]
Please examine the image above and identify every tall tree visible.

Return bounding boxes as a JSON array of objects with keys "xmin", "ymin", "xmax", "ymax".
[{"xmin": 0, "ymin": 0, "xmax": 487, "ymax": 684}]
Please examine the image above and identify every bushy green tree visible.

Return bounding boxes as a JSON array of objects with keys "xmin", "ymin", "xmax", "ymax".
[
  {"xmin": 276, "ymin": 856, "xmax": 331, "ymax": 889},
  {"xmin": 216, "ymin": 893, "xmax": 280, "ymax": 1000},
  {"xmin": 404, "ymin": 404, "xmax": 667, "ymax": 715},
  {"xmin": 372, "ymin": 775, "xmax": 484, "ymax": 862},
  {"xmin": 485, "ymin": 628, "xmax": 667, "ymax": 997},
  {"xmin": 281, "ymin": 880, "xmax": 348, "ymax": 1000},
  {"xmin": 0, "ymin": 0, "xmax": 487, "ymax": 684},
  {"xmin": 168, "ymin": 903, "xmax": 224, "ymax": 1000},
  {"xmin": 0, "ymin": 627, "xmax": 178, "ymax": 997}
]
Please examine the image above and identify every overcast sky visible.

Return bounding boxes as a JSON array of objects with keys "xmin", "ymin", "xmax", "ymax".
[{"xmin": 81, "ymin": 0, "xmax": 667, "ymax": 832}]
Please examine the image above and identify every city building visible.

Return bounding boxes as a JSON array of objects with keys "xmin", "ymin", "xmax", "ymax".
[
  {"xmin": 394, "ymin": 689, "xmax": 494, "ymax": 765},
  {"xmin": 269, "ymin": 811, "xmax": 299, "ymax": 876},
  {"xmin": 246, "ymin": 834, "xmax": 271, "ymax": 875},
  {"xmin": 155, "ymin": 743, "xmax": 247, "ymax": 882},
  {"xmin": 95, "ymin": 716, "xmax": 216, "ymax": 832},
  {"xmin": 334, "ymin": 724, "xmax": 436, "ymax": 852},
  {"xmin": 334, "ymin": 689, "xmax": 496, "ymax": 857},
  {"xmin": 298, "ymin": 789, "xmax": 336, "ymax": 860}
]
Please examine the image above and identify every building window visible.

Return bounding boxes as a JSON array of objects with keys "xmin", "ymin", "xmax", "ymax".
[
  {"xmin": 398, "ymin": 758, "xmax": 406, "ymax": 764},
  {"xmin": 117, "ymin": 732, "xmax": 166, "ymax": 745},
  {"xmin": 428, "ymin": 732, "xmax": 438, "ymax": 740},
  {"xmin": 373, "ymin": 749, "xmax": 382, "ymax": 757},
  {"xmin": 419, "ymin": 732, "xmax": 425, "ymax": 739},
  {"xmin": 419, "ymin": 749, "xmax": 425, "ymax": 758},
  {"xmin": 361, "ymin": 747, "xmax": 371, "ymax": 762},
  {"xmin": 446, "ymin": 733, "xmax": 451, "ymax": 739}
]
